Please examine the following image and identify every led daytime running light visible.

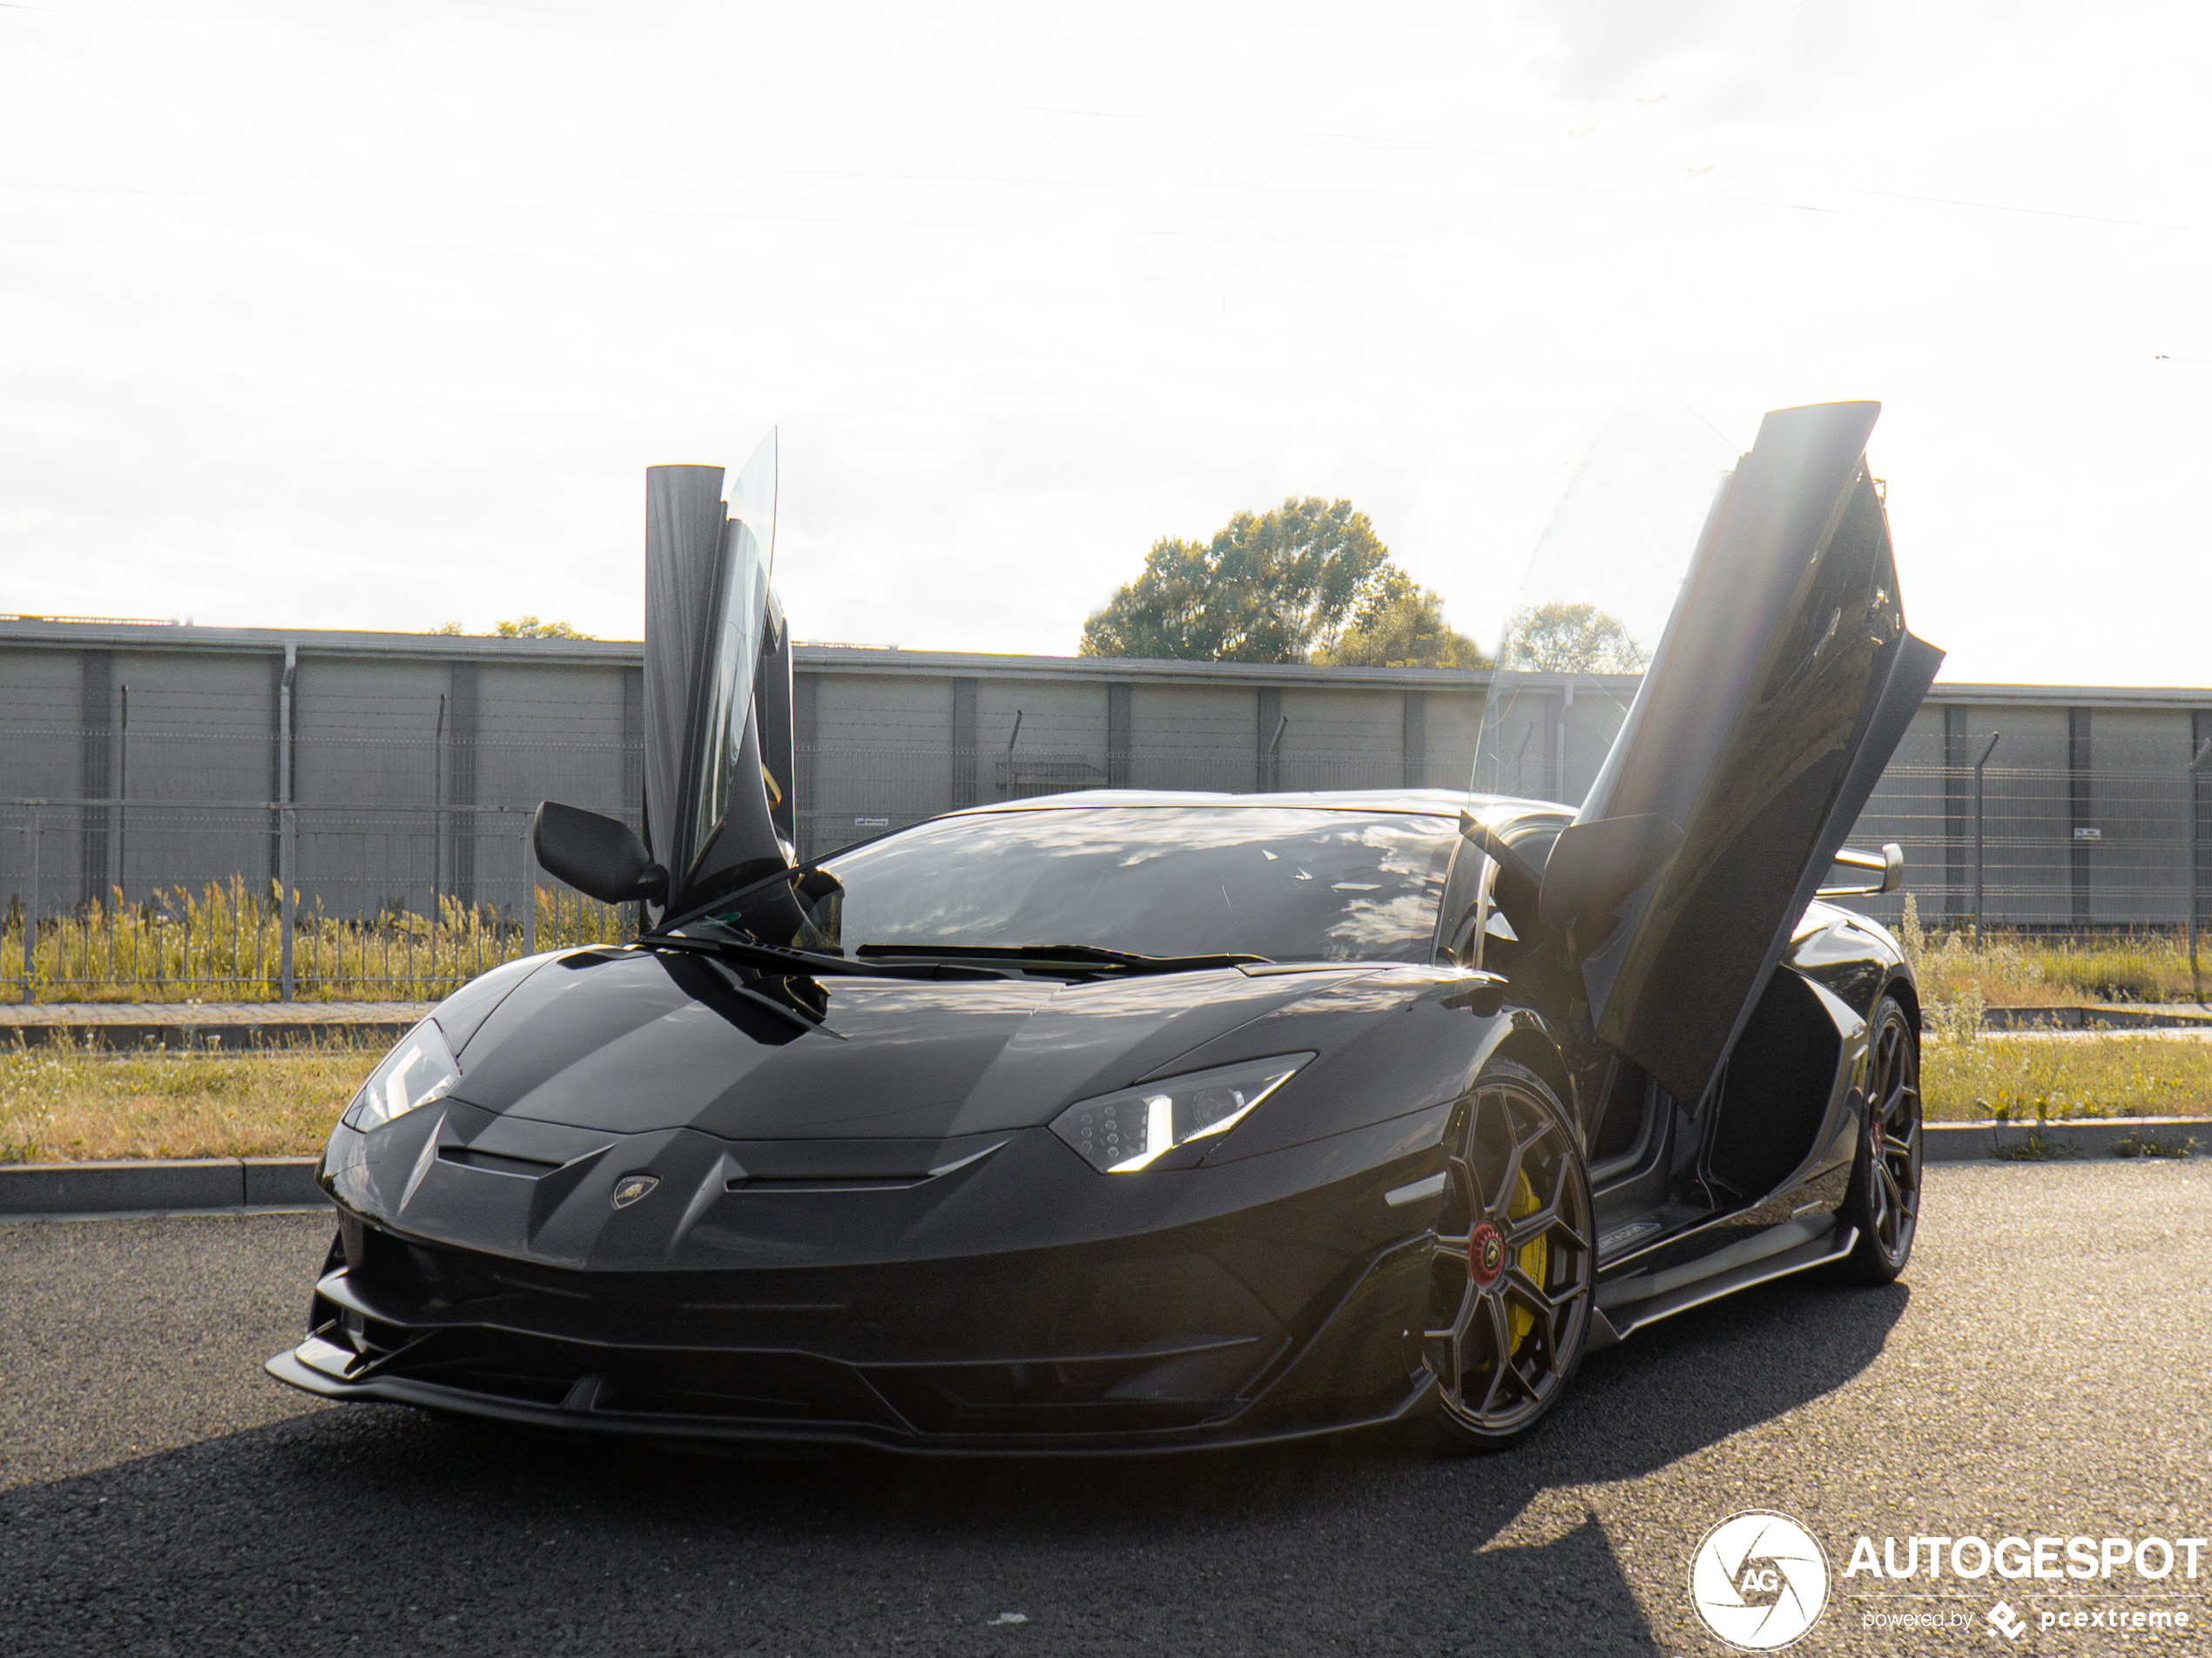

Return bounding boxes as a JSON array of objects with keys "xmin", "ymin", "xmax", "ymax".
[{"xmin": 1049, "ymin": 1054, "xmax": 1314, "ymax": 1174}]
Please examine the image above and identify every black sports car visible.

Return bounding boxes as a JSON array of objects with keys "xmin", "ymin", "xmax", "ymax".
[{"xmin": 271, "ymin": 400, "xmax": 1943, "ymax": 1452}]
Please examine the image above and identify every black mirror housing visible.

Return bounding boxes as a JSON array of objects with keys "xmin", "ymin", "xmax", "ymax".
[{"xmin": 532, "ymin": 801, "xmax": 668, "ymax": 907}]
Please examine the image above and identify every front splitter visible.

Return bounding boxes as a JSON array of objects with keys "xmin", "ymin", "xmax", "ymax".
[{"xmin": 265, "ymin": 1345, "xmax": 1437, "ymax": 1459}]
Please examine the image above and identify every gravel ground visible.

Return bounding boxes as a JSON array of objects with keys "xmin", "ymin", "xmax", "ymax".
[{"xmin": 3, "ymin": 1163, "xmax": 2208, "ymax": 1656}]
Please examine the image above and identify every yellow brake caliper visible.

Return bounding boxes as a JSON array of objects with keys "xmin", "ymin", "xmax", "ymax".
[{"xmin": 1507, "ymin": 1165, "xmax": 1548, "ymax": 1351}]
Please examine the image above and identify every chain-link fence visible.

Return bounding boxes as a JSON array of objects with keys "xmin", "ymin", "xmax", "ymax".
[
  {"xmin": 1838, "ymin": 739, "xmax": 2211, "ymax": 932},
  {"xmin": 4, "ymin": 734, "xmax": 2206, "ymax": 1002},
  {"xmin": 0, "ymin": 799, "xmax": 637, "ymax": 1003}
]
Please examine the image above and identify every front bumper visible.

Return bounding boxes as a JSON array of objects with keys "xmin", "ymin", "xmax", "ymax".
[{"xmin": 268, "ymin": 1108, "xmax": 1455, "ymax": 1453}]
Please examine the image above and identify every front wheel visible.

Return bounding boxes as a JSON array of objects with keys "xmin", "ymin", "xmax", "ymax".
[
  {"xmin": 1424, "ymin": 1059, "xmax": 1595, "ymax": 1452},
  {"xmin": 1830, "ymin": 994, "xmax": 1922, "ymax": 1285}
]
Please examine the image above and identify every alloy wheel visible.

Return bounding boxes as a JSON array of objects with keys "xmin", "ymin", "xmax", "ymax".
[
  {"xmin": 1864, "ymin": 1005, "xmax": 1922, "ymax": 1264},
  {"xmin": 1425, "ymin": 1068, "xmax": 1594, "ymax": 1442}
]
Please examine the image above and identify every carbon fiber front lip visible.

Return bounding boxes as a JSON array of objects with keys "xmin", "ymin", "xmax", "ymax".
[{"xmin": 264, "ymin": 1345, "xmax": 1437, "ymax": 1456}]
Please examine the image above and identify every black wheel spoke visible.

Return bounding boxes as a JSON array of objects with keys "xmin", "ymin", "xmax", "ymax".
[
  {"xmin": 1504, "ymin": 1203, "xmax": 1561, "ymax": 1250},
  {"xmin": 1544, "ymin": 1214, "xmax": 1593, "ymax": 1255},
  {"xmin": 1883, "ymin": 1079, "xmax": 1913, "ymax": 1129},
  {"xmin": 1503, "ymin": 1266, "xmax": 1561, "ymax": 1316},
  {"xmin": 1474, "ymin": 1296, "xmax": 1515, "ymax": 1412},
  {"xmin": 1486, "ymin": 1139, "xmax": 1529, "ymax": 1223},
  {"xmin": 1875, "ymin": 1163, "xmax": 1904, "ymax": 1247}
]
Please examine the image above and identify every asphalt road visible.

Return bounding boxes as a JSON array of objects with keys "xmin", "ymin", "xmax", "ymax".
[{"xmin": 4, "ymin": 1163, "xmax": 2209, "ymax": 1657}]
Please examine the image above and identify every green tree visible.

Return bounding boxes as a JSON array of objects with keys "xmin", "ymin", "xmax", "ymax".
[
  {"xmin": 1501, "ymin": 600, "xmax": 1646, "ymax": 672},
  {"xmin": 428, "ymin": 621, "xmax": 464, "ymax": 635},
  {"xmin": 1079, "ymin": 496, "xmax": 1403, "ymax": 663},
  {"xmin": 495, "ymin": 615, "xmax": 592, "ymax": 640},
  {"xmin": 1316, "ymin": 570, "xmax": 1490, "ymax": 669}
]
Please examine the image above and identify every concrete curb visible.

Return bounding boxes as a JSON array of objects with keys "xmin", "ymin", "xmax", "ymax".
[
  {"xmin": 1983, "ymin": 1006, "xmax": 2212, "ymax": 1032},
  {"xmin": 0, "ymin": 1156, "xmax": 328, "ymax": 1218},
  {"xmin": 1924, "ymin": 1116, "xmax": 2207, "ymax": 1163}
]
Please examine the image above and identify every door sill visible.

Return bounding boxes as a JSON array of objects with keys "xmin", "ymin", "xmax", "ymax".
[{"xmin": 1593, "ymin": 1221, "xmax": 1858, "ymax": 1345}]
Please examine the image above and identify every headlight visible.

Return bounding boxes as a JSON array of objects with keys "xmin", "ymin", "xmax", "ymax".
[
  {"xmin": 1049, "ymin": 1054, "xmax": 1314, "ymax": 1173},
  {"xmin": 341, "ymin": 1019, "xmax": 461, "ymax": 1131}
]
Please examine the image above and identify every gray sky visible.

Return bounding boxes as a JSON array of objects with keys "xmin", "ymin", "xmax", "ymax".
[{"xmin": 4, "ymin": 0, "xmax": 2207, "ymax": 684}]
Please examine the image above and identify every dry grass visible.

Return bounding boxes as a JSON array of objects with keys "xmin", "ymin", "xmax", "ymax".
[
  {"xmin": 0, "ymin": 879, "xmax": 629, "ymax": 1004},
  {"xmin": 1920, "ymin": 1029, "xmax": 2212, "ymax": 1122},
  {"xmin": 0, "ymin": 1035, "xmax": 378, "ymax": 1163},
  {"xmin": 1899, "ymin": 895, "xmax": 2211, "ymax": 1009}
]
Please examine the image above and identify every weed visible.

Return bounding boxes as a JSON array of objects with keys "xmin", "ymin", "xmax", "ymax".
[
  {"xmin": 2111, "ymin": 1130, "xmax": 2201, "ymax": 1160},
  {"xmin": 1925, "ymin": 989, "xmax": 1988, "ymax": 1046},
  {"xmin": 1927, "ymin": 1030, "xmax": 2212, "ymax": 1122},
  {"xmin": 1987, "ymin": 1105, "xmax": 2081, "ymax": 1162},
  {"xmin": 0, "ymin": 879, "xmax": 628, "ymax": 1004},
  {"xmin": 1913, "ymin": 925, "xmax": 2204, "ymax": 1011}
]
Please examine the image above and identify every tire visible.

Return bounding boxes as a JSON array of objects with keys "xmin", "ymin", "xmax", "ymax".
[
  {"xmin": 1830, "ymin": 994, "xmax": 1923, "ymax": 1285},
  {"xmin": 1424, "ymin": 1058, "xmax": 1595, "ymax": 1452}
]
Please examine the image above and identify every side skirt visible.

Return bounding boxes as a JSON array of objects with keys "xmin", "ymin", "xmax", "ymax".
[{"xmin": 1584, "ymin": 1219, "xmax": 1858, "ymax": 1351}]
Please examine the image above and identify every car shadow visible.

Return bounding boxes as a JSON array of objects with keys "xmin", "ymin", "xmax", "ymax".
[{"xmin": 3, "ymin": 1278, "xmax": 1906, "ymax": 1657}]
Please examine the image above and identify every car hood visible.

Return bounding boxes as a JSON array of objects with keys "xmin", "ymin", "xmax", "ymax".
[{"xmin": 440, "ymin": 948, "xmax": 1375, "ymax": 1142}]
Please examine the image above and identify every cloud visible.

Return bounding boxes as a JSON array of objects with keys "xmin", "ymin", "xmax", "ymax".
[{"xmin": 0, "ymin": 0, "xmax": 2206, "ymax": 682}]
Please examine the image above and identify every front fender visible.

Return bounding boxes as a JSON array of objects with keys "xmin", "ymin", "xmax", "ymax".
[{"xmin": 1192, "ymin": 968, "xmax": 1551, "ymax": 1164}]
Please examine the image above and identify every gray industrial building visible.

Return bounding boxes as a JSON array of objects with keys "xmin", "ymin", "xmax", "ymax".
[{"xmin": 3, "ymin": 617, "xmax": 2208, "ymax": 970}]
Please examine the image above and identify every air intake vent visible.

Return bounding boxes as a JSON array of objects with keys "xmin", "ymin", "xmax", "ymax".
[{"xmin": 438, "ymin": 1146, "xmax": 563, "ymax": 1178}]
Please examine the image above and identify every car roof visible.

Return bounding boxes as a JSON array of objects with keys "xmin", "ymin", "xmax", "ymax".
[{"xmin": 941, "ymin": 787, "xmax": 1569, "ymax": 820}]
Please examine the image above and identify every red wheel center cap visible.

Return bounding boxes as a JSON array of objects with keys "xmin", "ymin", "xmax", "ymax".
[{"xmin": 1470, "ymin": 1223, "xmax": 1507, "ymax": 1287}]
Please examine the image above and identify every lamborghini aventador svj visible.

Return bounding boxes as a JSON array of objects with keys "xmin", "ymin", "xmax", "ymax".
[{"xmin": 271, "ymin": 398, "xmax": 1943, "ymax": 1453}]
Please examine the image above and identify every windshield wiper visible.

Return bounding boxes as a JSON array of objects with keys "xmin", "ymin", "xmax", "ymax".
[
  {"xmin": 676, "ymin": 833, "xmax": 885, "ymax": 927},
  {"xmin": 635, "ymin": 933, "xmax": 1006, "ymax": 982},
  {"xmin": 852, "ymin": 943, "xmax": 1268, "ymax": 978}
]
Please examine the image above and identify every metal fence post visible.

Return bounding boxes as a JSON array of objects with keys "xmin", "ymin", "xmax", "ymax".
[
  {"xmin": 1973, "ymin": 733, "xmax": 2000, "ymax": 933},
  {"xmin": 2190, "ymin": 738, "xmax": 2210, "ymax": 1005},
  {"xmin": 20, "ymin": 806, "xmax": 36, "ymax": 1005},
  {"xmin": 279, "ymin": 806, "xmax": 295, "ymax": 1002},
  {"xmin": 279, "ymin": 644, "xmax": 296, "ymax": 1001},
  {"xmin": 523, "ymin": 819, "xmax": 536, "ymax": 957}
]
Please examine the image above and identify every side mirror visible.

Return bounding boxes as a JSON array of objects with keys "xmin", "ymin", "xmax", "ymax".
[
  {"xmin": 532, "ymin": 801, "xmax": 668, "ymax": 907},
  {"xmin": 1817, "ymin": 842, "xmax": 1907, "ymax": 898}
]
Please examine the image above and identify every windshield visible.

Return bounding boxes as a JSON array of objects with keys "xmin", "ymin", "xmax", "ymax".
[
  {"xmin": 689, "ymin": 429, "xmax": 778, "ymax": 873},
  {"xmin": 1471, "ymin": 388, "xmax": 1739, "ymax": 811},
  {"xmin": 704, "ymin": 807, "xmax": 1457, "ymax": 964}
]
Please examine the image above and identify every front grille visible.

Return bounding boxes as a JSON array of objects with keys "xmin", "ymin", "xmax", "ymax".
[{"xmin": 324, "ymin": 1220, "xmax": 1296, "ymax": 1439}]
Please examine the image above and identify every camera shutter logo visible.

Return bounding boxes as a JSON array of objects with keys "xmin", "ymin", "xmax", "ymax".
[{"xmin": 1688, "ymin": 1510, "xmax": 1831, "ymax": 1650}]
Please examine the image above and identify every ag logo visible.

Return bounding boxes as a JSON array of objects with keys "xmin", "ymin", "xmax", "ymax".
[
  {"xmin": 1688, "ymin": 1510, "xmax": 1830, "ymax": 1650},
  {"xmin": 610, "ymin": 1173, "xmax": 659, "ymax": 1209}
]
